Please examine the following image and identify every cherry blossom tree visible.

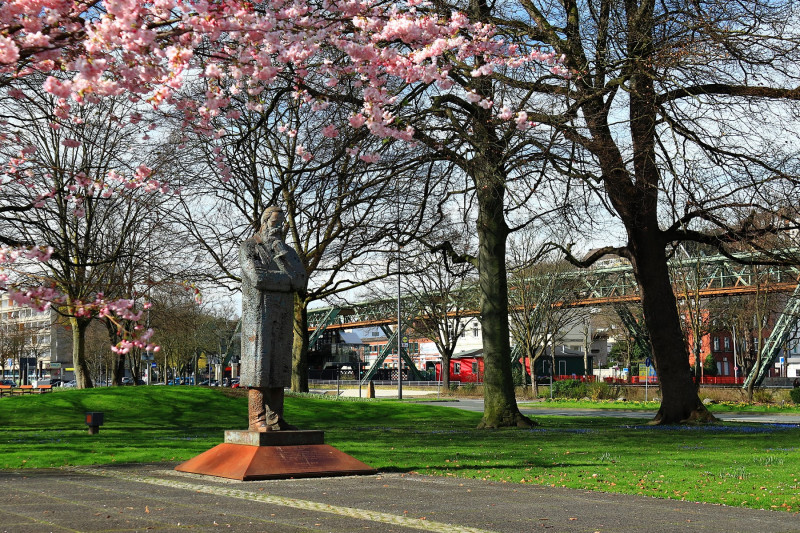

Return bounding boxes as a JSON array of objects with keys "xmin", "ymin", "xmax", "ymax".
[{"xmin": 1, "ymin": 0, "xmax": 564, "ymax": 423}]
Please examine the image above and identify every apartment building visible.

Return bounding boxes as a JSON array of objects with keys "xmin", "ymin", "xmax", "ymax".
[{"xmin": 0, "ymin": 295, "xmax": 72, "ymax": 384}]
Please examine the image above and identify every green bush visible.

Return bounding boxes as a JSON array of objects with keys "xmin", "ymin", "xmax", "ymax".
[
  {"xmin": 551, "ymin": 379, "xmax": 588, "ymax": 399},
  {"xmin": 703, "ymin": 353, "xmax": 718, "ymax": 377},
  {"xmin": 790, "ymin": 387, "xmax": 800, "ymax": 404}
]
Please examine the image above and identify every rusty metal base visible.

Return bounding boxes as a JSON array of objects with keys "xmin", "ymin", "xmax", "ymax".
[{"xmin": 174, "ymin": 431, "xmax": 376, "ymax": 481}]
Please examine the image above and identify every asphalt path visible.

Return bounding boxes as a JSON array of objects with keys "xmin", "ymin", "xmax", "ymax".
[
  {"xmin": 3, "ymin": 465, "xmax": 800, "ymax": 532},
  {"xmin": 419, "ymin": 398, "xmax": 800, "ymax": 425}
]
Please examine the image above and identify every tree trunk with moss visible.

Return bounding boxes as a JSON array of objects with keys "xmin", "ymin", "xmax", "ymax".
[
  {"xmin": 475, "ymin": 170, "xmax": 534, "ymax": 428},
  {"xmin": 291, "ymin": 295, "xmax": 309, "ymax": 393},
  {"xmin": 69, "ymin": 316, "xmax": 93, "ymax": 389}
]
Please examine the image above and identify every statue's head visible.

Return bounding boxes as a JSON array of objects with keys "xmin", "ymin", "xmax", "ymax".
[{"xmin": 260, "ymin": 206, "xmax": 285, "ymax": 233}]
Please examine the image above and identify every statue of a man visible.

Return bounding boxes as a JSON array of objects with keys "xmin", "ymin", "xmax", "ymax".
[{"xmin": 240, "ymin": 207, "xmax": 307, "ymax": 431}]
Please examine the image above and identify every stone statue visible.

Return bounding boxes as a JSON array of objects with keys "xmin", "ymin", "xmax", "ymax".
[{"xmin": 240, "ymin": 207, "xmax": 307, "ymax": 431}]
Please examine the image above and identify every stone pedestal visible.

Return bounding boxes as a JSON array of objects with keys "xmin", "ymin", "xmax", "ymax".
[{"xmin": 174, "ymin": 430, "xmax": 376, "ymax": 481}]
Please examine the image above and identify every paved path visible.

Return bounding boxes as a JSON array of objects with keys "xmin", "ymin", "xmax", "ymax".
[
  {"xmin": 2, "ymin": 464, "xmax": 799, "ymax": 532},
  {"xmin": 419, "ymin": 399, "xmax": 800, "ymax": 425}
]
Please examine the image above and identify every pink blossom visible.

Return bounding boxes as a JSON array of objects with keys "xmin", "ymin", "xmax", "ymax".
[
  {"xmin": 349, "ymin": 114, "xmax": 366, "ymax": 128},
  {"xmin": 42, "ymin": 77, "xmax": 72, "ymax": 98},
  {"xmin": 0, "ymin": 36, "xmax": 20, "ymax": 64},
  {"xmin": 359, "ymin": 152, "xmax": 380, "ymax": 163},
  {"xmin": 204, "ymin": 64, "xmax": 223, "ymax": 78},
  {"xmin": 322, "ymin": 125, "xmax": 339, "ymax": 138},
  {"xmin": 466, "ymin": 92, "xmax": 482, "ymax": 103}
]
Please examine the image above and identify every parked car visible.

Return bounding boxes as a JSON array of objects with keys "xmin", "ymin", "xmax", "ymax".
[{"xmin": 62, "ymin": 380, "xmax": 77, "ymax": 388}]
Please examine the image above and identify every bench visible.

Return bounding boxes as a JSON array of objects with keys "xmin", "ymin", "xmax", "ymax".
[{"xmin": 0, "ymin": 384, "xmax": 53, "ymax": 396}]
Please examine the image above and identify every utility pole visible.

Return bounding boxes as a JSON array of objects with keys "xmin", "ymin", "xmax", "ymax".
[{"xmin": 397, "ymin": 184, "xmax": 403, "ymax": 400}]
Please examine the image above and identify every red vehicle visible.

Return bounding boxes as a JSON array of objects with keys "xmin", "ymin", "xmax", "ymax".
[{"xmin": 435, "ymin": 350, "xmax": 484, "ymax": 383}]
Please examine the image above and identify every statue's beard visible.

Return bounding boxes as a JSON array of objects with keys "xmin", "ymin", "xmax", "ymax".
[{"xmin": 266, "ymin": 226, "xmax": 285, "ymax": 240}]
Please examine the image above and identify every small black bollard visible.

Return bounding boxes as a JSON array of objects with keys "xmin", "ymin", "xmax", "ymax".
[{"xmin": 85, "ymin": 412, "xmax": 104, "ymax": 435}]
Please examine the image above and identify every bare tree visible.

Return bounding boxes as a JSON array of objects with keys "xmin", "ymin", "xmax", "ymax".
[
  {"xmin": 507, "ymin": 242, "xmax": 584, "ymax": 396},
  {"xmin": 671, "ymin": 248, "xmax": 713, "ymax": 390},
  {"xmin": 400, "ymin": 241, "xmax": 479, "ymax": 391},
  {"xmin": 422, "ymin": 0, "xmax": 800, "ymax": 423},
  {"xmin": 0, "ymin": 80, "xmax": 171, "ymax": 388},
  {"xmin": 711, "ymin": 267, "xmax": 785, "ymax": 401},
  {"xmin": 168, "ymin": 80, "xmax": 433, "ymax": 392}
]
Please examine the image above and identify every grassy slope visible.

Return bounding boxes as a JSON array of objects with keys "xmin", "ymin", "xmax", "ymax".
[{"xmin": 1, "ymin": 387, "xmax": 799, "ymax": 512}]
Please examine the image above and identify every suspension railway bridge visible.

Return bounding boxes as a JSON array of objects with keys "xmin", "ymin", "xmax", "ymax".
[{"xmin": 305, "ymin": 251, "xmax": 800, "ymax": 389}]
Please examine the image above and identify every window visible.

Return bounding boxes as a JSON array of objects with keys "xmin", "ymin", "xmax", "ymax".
[
  {"xmin": 723, "ymin": 337, "xmax": 730, "ymax": 351},
  {"xmin": 472, "ymin": 324, "xmax": 480, "ymax": 338},
  {"xmin": 712, "ymin": 337, "xmax": 720, "ymax": 352},
  {"xmin": 471, "ymin": 362, "xmax": 478, "ymax": 374},
  {"xmin": 453, "ymin": 362, "xmax": 461, "ymax": 374}
]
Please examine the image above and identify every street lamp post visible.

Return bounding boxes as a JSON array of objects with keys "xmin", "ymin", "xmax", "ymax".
[{"xmin": 396, "ymin": 183, "xmax": 403, "ymax": 400}]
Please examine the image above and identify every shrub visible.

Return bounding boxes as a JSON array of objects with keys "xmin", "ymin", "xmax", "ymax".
[
  {"xmin": 551, "ymin": 379, "xmax": 588, "ymax": 399},
  {"xmin": 790, "ymin": 387, "xmax": 800, "ymax": 404},
  {"xmin": 460, "ymin": 382, "xmax": 477, "ymax": 394},
  {"xmin": 752, "ymin": 388, "xmax": 774, "ymax": 404},
  {"xmin": 587, "ymin": 381, "xmax": 619, "ymax": 400}
]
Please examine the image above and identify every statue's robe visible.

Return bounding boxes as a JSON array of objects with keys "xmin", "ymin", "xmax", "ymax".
[{"xmin": 239, "ymin": 231, "xmax": 307, "ymax": 388}]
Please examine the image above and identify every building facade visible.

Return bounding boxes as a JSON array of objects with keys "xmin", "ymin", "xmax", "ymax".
[{"xmin": 0, "ymin": 295, "xmax": 72, "ymax": 384}]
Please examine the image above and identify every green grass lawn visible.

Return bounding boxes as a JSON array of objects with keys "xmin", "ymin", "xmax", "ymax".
[
  {"xmin": 519, "ymin": 398, "xmax": 800, "ymax": 413},
  {"xmin": 1, "ymin": 387, "xmax": 799, "ymax": 512}
]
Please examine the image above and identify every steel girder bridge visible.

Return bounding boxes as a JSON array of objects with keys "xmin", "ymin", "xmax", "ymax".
[{"xmin": 307, "ymin": 251, "xmax": 800, "ymax": 388}]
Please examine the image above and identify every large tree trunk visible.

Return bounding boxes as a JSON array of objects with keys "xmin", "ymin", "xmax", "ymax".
[
  {"xmin": 475, "ymin": 172, "xmax": 534, "ymax": 428},
  {"xmin": 629, "ymin": 234, "xmax": 714, "ymax": 423},
  {"xmin": 69, "ymin": 316, "xmax": 93, "ymax": 389},
  {"xmin": 291, "ymin": 296, "xmax": 309, "ymax": 393},
  {"xmin": 104, "ymin": 319, "xmax": 125, "ymax": 386},
  {"xmin": 441, "ymin": 348, "xmax": 452, "ymax": 391}
]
